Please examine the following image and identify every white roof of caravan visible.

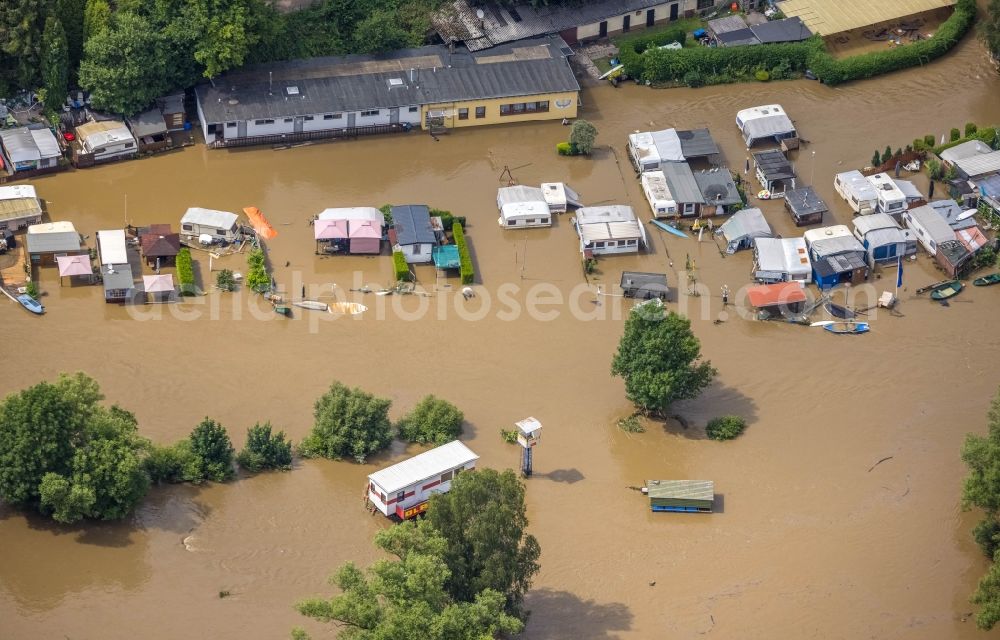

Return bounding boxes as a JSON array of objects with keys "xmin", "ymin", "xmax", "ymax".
[
  {"xmin": 755, "ymin": 237, "xmax": 811, "ymax": 276},
  {"xmin": 317, "ymin": 207, "xmax": 383, "ymax": 221},
  {"xmin": 97, "ymin": 229, "xmax": 128, "ymax": 265},
  {"xmin": 30, "ymin": 128, "xmax": 61, "ymax": 158},
  {"xmin": 804, "ymin": 225, "xmax": 853, "ymax": 244},
  {"xmin": 0, "ymin": 127, "xmax": 60, "ymax": 163},
  {"xmin": 867, "ymin": 173, "xmax": 904, "ymax": 199},
  {"xmin": 540, "ymin": 182, "xmax": 574, "ymax": 207},
  {"xmin": 940, "ymin": 139, "xmax": 993, "ymax": 164},
  {"xmin": 835, "ymin": 170, "xmax": 877, "ymax": 201},
  {"xmin": 641, "ymin": 171, "xmax": 675, "ymax": 203},
  {"xmin": 501, "ymin": 200, "xmax": 550, "ymax": 221},
  {"xmin": 892, "ymin": 178, "xmax": 923, "ymax": 200},
  {"xmin": 629, "ymin": 129, "xmax": 684, "ymax": 165},
  {"xmin": 576, "ymin": 205, "xmax": 636, "ymax": 225},
  {"xmin": 579, "ymin": 220, "xmax": 642, "ymax": 243},
  {"xmin": 28, "ymin": 220, "xmax": 76, "ymax": 235},
  {"xmin": 181, "ymin": 207, "xmax": 239, "ymax": 228},
  {"xmin": 368, "ymin": 440, "xmax": 478, "ymax": 494},
  {"xmin": 498, "ymin": 185, "xmax": 545, "ymax": 207},
  {"xmin": 853, "ymin": 213, "xmax": 900, "ymax": 236},
  {"xmin": 906, "ymin": 204, "xmax": 956, "ymax": 242},
  {"xmin": 0, "ymin": 184, "xmax": 38, "ymax": 201},
  {"xmin": 737, "ymin": 105, "xmax": 794, "ymax": 139}
]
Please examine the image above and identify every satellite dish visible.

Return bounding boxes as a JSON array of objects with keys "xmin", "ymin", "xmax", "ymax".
[{"xmin": 476, "ymin": 8, "xmax": 485, "ymax": 19}]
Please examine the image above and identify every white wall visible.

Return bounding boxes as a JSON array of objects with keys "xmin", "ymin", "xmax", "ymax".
[
  {"xmin": 196, "ymin": 99, "xmax": 215, "ymax": 144},
  {"xmin": 303, "ymin": 114, "xmax": 348, "ymax": 132},
  {"xmin": 246, "ymin": 118, "xmax": 295, "ymax": 137},
  {"xmin": 587, "ymin": 238, "xmax": 641, "ymax": 255},
  {"xmin": 400, "ymin": 106, "xmax": 421, "ymax": 125},
  {"xmin": 354, "ymin": 109, "xmax": 392, "ymax": 126},
  {"xmin": 401, "ymin": 242, "xmax": 434, "ymax": 263}
]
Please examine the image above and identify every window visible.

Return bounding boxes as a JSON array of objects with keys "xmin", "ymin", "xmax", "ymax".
[
  {"xmin": 396, "ymin": 490, "xmax": 405, "ymax": 502},
  {"xmin": 697, "ymin": 0, "xmax": 714, "ymax": 8},
  {"xmin": 454, "ymin": 466, "xmax": 463, "ymax": 477},
  {"xmin": 360, "ymin": 109, "xmax": 380, "ymax": 117},
  {"xmin": 508, "ymin": 219, "xmax": 517, "ymax": 226},
  {"xmin": 124, "ymin": 142, "xmax": 134, "ymax": 148},
  {"xmin": 182, "ymin": 224, "xmax": 193, "ymax": 232},
  {"xmin": 540, "ymin": 217, "xmax": 549, "ymax": 224},
  {"xmin": 683, "ymin": 203, "xmax": 696, "ymax": 214},
  {"xmin": 283, "ymin": 117, "xmax": 293, "ymax": 123},
  {"xmin": 380, "ymin": 493, "xmax": 386, "ymax": 503},
  {"xmin": 513, "ymin": 103, "xmax": 525, "ymax": 113},
  {"xmin": 304, "ymin": 115, "xmax": 314, "ymax": 121},
  {"xmin": 475, "ymin": 106, "xmax": 486, "ymax": 118},
  {"xmin": 440, "ymin": 470, "xmax": 453, "ymax": 483},
  {"xmin": 226, "ymin": 122, "xmax": 236, "ymax": 128},
  {"xmin": 627, "ymin": 239, "xmax": 638, "ymax": 246},
  {"xmin": 500, "ymin": 101, "xmax": 550, "ymax": 116},
  {"xmin": 408, "ymin": 106, "xmax": 419, "ymax": 113},
  {"xmin": 324, "ymin": 113, "xmax": 342, "ymax": 120},
  {"xmin": 929, "ymin": 240, "xmax": 936, "ymax": 249},
  {"xmin": 595, "ymin": 241, "xmax": 605, "ymax": 248},
  {"xmin": 254, "ymin": 119, "xmax": 273, "ymax": 125},
  {"xmin": 458, "ymin": 108, "xmax": 469, "ymax": 120},
  {"xmin": 216, "ymin": 229, "xmax": 226, "ymax": 236}
]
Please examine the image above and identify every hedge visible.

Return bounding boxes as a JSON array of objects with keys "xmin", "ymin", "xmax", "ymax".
[
  {"xmin": 430, "ymin": 208, "xmax": 466, "ymax": 231},
  {"xmin": 392, "ymin": 250, "xmax": 411, "ymax": 282},
  {"xmin": 452, "ymin": 221, "xmax": 474, "ymax": 285},
  {"xmin": 176, "ymin": 248, "xmax": 196, "ymax": 296},
  {"xmin": 809, "ymin": 0, "xmax": 977, "ymax": 85},
  {"xmin": 630, "ymin": 37, "xmax": 824, "ymax": 85},
  {"xmin": 933, "ymin": 127, "xmax": 999, "ymax": 154}
]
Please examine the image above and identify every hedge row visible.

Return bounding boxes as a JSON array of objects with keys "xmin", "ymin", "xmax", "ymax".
[
  {"xmin": 629, "ymin": 37, "xmax": 823, "ymax": 86},
  {"xmin": 932, "ymin": 127, "xmax": 999, "ymax": 154},
  {"xmin": 392, "ymin": 250, "xmax": 411, "ymax": 282},
  {"xmin": 809, "ymin": 0, "xmax": 976, "ymax": 85},
  {"xmin": 452, "ymin": 222, "xmax": 474, "ymax": 285},
  {"xmin": 176, "ymin": 248, "xmax": 195, "ymax": 296}
]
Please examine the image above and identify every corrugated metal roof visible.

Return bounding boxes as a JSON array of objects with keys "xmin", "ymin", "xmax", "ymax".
[
  {"xmin": 392, "ymin": 204, "xmax": 436, "ymax": 245},
  {"xmin": 929, "ymin": 199, "xmax": 975, "ymax": 230},
  {"xmin": 97, "ymin": 229, "xmax": 128, "ymax": 265},
  {"xmin": 813, "ymin": 251, "xmax": 867, "ymax": 276},
  {"xmin": 435, "ymin": 0, "xmax": 668, "ymax": 50},
  {"xmin": 660, "ymin": 162, "xmax": 705, "ymax": 204},
  {"xmin": 754, "ymin": 237, "xmax": 811, "ymax": 277},
  {"xmin": 749, "ymin": 16, "xmax": 812, "ymax": 43},
  {"xmin": 498, "ymin": 185, "xmax": 545, "ymax": 206},
  {"xmin": 865, "ymin": 226, "xmax": 908, "ymax": 248},
  {"xmin": 368, "ymin": 440, "xmax": 478, "ymax": 494},
  {"xmin": 0, "ymin": 127, "xmax": 59, "ymax": 164},
  {"xmin": 835, "ymin": 170, "xmax": 878, "ymax": 202},
  {"xmin": 777, "ymin": 0, "xmax": 956, "ymax": 36},
  {"xmin": 26, "ymin": 230, "xmax": 82, "ymax": 254},
  {"xmin": 708, "ymin": 15, "xmax": 749, "ymax": 35},
  {"xmin": 810, "ymin": 234, "xmax": 865, "ymax": 258},
  {"xmin": 905, "ymin": 205, "xmax": 955, "ymax": 243},
  {"xmin": 719, "ymin": 208, "xmax": 772, "ymax": 243},
  {"xmin": 693, "ymin": 169, "xmax": 740, "ymax": 206},
  {"xmin": 127, "ymin": 108, "xmax": 168, "ymax": 138},
  {"xmin": 579, "ymin": 220, "xmax": 642, "ymax": 243},
  {"xmin": 941, "ymin": 140, "xmax": 993, "ymax": 164},
  {"xmin": 576, "ymin": 205, "xmax": 636, "ymax": 225},
  {"xmin": 955, "ymin": 150, "xmax": 1000, "ymax": 179},
  {"xmin": 197, "ymin": 36, "xmax": 578, "ymax": 123},
  {"xmin": 853, "ymin": 213, "xmax": 899, "ymax": 236},
  {"xmin": 181, "ymin": 207, "xmax": 239, "ymax": 229},
  {"xmin": 645, "ymin": 479, "xmax": 714, "ymax": 501}
]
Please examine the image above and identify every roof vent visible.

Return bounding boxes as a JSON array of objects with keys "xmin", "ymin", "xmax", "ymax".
[
  {"xmin": 388, "ymin": 78, "xmax": 404, "ymax": 87},
  {"xmin": 286, "ymin": 86, "xmax": 300, "ymax": 96},
  {"xmin": 228, "ymin": 98, "xmax": 239, "ymax": 105}
]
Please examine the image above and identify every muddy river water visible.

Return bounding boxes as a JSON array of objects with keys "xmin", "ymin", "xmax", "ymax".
[{"xmin": 3, "ymin": 26, "xmax": 1000, "ymax": 640}]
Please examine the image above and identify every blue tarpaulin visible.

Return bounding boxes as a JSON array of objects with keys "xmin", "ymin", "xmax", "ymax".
[{"xmin": 432, "ymin": 244, "xmax": 460, "ymax": 269}]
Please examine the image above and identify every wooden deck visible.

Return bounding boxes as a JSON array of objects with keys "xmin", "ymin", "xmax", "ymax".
[{"xmin": 0, "ymin": 243, "xmax": 28, "ymax": 287}]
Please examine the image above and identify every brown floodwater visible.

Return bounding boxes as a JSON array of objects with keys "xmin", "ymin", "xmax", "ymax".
[{"xmin": 3, "ymin": 28, "xmax": 1000, "ymax": 640}]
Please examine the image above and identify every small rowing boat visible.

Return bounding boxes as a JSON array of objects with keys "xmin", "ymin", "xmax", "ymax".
[
  {"xmin": 824, "ymin": 321, "xmax": 869, "ymax": 335},
  {"xmin": 293, "ymin": 300, "xmax": 329, "ymax": 311},
  {"xmin": 973, "ymin": 273, "xmax": 1000, "ymax": 287},
  {"xmin": 17, "ymin": 294, "xmax": 44, "ymax": 315},
  {"xmin": 650, "ymin": 219, "xmax": 689, "ymax": 239},
  {"xmin": 929, "ymin": 280, "xmax": 962, "ymax": 300}
]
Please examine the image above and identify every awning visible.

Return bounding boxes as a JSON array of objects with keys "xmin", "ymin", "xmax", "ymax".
[
  {"xmin": 746, "ymin": 282, "xmax": 806, "ymax": 308},
  {"xmin": 243, "ymin": 206, "xmax": 277, "ymax": 240},
  {"xmin": 143, "ymin": 274, "xmax": 175, "ymax": 293},
  {"xmin": 315, "ymin": 219, "xmax": 348, "ymax": 240},
  {"xmin": 56, "ymin": 254, "xmax": 92, "ymax": 277}
]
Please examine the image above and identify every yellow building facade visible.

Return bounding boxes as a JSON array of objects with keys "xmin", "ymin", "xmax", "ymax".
[{"xmin": 422, "ymin": 91, "xmax": 579, "ymax": 130}]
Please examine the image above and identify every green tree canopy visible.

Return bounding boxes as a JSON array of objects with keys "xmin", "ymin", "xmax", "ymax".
[
  {"xmin": 983, "ymin": 0, "xmax": 1000, "ymax": 62},
  {"xmin": 295, "ymin": 519, "xmax": 522, "ymax": 639},
  {"xmin": 611, "ymin": 301, "xmax": 717, "ymax": 415},
  {"xmin": 82, "ymin": 0, "xmax": 110, "ymax": 41},
  {"xmin": 397, "ymin": 395, "xmax": 464, "ymax": 445},
  {"xmin": 569, "ymin": 119, "xmax": 598, "ymax": 155},
  {"xmin": 0, "ymin": 0, "xmax": 52, "ymax": 94},
  {"xmin": 237, "ymin": 422, "xmax": 292, "ymax": 472},
  {"xmin": 352, "ymin": 9, "xmax": 415, "ymax": 54},
  {"xmin": 426, "ymin": 468, "xmax": 541, "ymax": 617},
  {"xmin": 963, "ymin": 389, "xmax": 1000, "ymax": 629},
  {"xmin": 188, "ymin": 418, "xmax": 235, "ymax": 482},
  {"xmin": 41, "ymin": 15, "xmax": 69, "ymax": 109},
  {"xmin": 300, "ymin": 382, "xmax": 392, "ymax": 463}
]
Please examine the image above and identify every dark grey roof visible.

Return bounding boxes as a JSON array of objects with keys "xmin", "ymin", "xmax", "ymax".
[
  {"xmin": 937, "ymin": 240, "xmax": 970, "ymax": 267},
  {"xmin": 717, "ymin": 29, "xmax": 760, "ymax": 47},
  {"xmin": 620, "ymin": 271, "xmax": 667, "ymax": 291},
  {"xmin": 26, "ymin": 231, "xmax": 81, "ymax": 254},
  {"xmin": 814, "ymin": 252, "xmax": 867, "ymax": 277},
  {"xmin": 750, "ymin": 17, "xmax": 812, "ymax": 44},
  {"xmin": 754, "ymin": 150, "xmax": 795, "ymax": 181},
  {"xmin": 693, "ymin": 169, "xmax": 741, "ymax": 206},
  {"xmin": 435, "ymin": 0, "xmax": 668, "ymax": 51},
  {"xmin": 708, "ymin": 15, "xmax": 749, "ymax": 35},
  {"xmin": 127, "ymin": 108, "xmax": 168, "ymax": 138},
  {"xmin": 392, "ymin": 205, "xmax": 436, "ymax": 245},
  {"xmin": 102, "ymin": 264, "xmax": 134, "ymax": 291},
  {"xmin": 196, "ymin": 36, "xmax": 578, "ymax": 123},
  {"xmin": 660, "ymin": 162, "xmax": 705, "ymax": 204},
  {"xmin": 677, "ymin": 128, "xmax": 720, "ymax": 159},
  {"xmin": 784, "ymin": 186, "xmax": 828, "ymax": 216}
]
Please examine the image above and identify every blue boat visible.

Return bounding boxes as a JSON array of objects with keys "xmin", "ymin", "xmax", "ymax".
[
  {"xmin": 823, "ymin": 321, "xmax": 868, "ymax": 335},
  {"xmin": 16, "ymin": 294, "xmax": 44, "ymax": 315},
  {"xmin": 649, "ymin": 219, "xmax": 689, "ymax": 239}
]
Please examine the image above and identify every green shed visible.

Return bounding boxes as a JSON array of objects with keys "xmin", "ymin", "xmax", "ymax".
[{"xmin": 645, "ymin": 480, "xmax": 714, "ymax": 513}]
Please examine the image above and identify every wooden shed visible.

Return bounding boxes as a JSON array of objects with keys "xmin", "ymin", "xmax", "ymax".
[
  {"xmin": 620, "ymin": 271, "xmax": 668, "ymax": 299},
  {"xmin": 645, "ymin": 480, "xmax": 714, "ymax": 513}
]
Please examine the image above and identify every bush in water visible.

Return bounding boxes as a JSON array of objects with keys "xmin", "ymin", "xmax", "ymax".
[{"xmin": 706, "ymin": 415, "xmax": 747, "ymax": 441}]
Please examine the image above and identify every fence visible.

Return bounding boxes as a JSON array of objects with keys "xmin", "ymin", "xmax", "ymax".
[{"xmin": 209, "ymin": 123, "xmax": 411, "ymax": 149}]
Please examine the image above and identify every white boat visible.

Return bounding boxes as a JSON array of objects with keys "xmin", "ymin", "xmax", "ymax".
[
  {"xmin": 293, "ymin": 300, "xmax": 329, "ymax": 311},
  {"xmin": 330, "ymin": 302, "xmax": 367, "ymax": 315},
  {"xmin": 957, "ymin": 209, "xmax": 977, "ymax": 222}
]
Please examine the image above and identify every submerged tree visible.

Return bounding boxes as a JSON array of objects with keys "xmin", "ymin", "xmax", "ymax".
[
  {"xmin": 299, "ymin": 382, "xmax": 392, "ymax": 463},
  {"xmin": 963, "ymin": 387, "xmax": 1000, "ymax": 629},
  {"xmin": 237, "ymin": 422, "xmax": 292, "ymax": 472},
  {"xmin": 611, "ymin": 301, "xmax": 716, "ymax": 415},
  {"xmin": 187, "ymin": 418, "xmax": 235, "ymax": 482},
  {"xmin": 569, "ymin": 119, "xmax": 598, "ymax": 155},
  {"xmin": 397, "ymin": 395, "xmax": 464, "ymax": 445}
]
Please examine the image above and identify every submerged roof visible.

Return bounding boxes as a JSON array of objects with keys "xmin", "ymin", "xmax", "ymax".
[
  {"xmin": 435, "ymin": 0, "xmax": 666, "ymax": 51},
  {"xmin": 784, "ymin": 186, "xmax": 828, "ymax": 215},
  {"xmin": 181, "ymin": 207, "xmax": 239, "ymax": 229},
  {"xmin": 719, "ymin": 208, "xmax": 773, "ymax": 242},
  {"xmin": 777, "ymin": 0, "xmax": 956, "ymax": 36},
  {"xmin": 693, "ymin": 169, "xmax": 740, "ymax": 206},
  {"xmin": 369, "ymin": 440, "xmax": 479, "ymax": 494},
  {"xmin": 746, "ymin": 281, "xmax": 807, "ymax": 307},
  {"xmin": 620, "ymin": 271, "xmax": 668, "ymax": 290},
  {"xmin": 197, "ymin": 36, "xmax": 578, "ymax": 122},
  {"xmin": 753, "ymin": 150, "xmax": 795, "ymax": 181},
  {"xmin": 645, "ymin": 479, "xmax": 715, "ymax": 502},
  {"xmin": 391, "ymin": 204, "xmax": 436, "ymax": 245}
]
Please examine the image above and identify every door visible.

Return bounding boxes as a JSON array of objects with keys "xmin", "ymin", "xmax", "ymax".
[
  {"xmin": 646, "ymin": 9, "xmax": 655, "ymax": 26},
  {"xmin": 669, "ymin": 3, "xmax": 678, "ymax": 21},
  {"xmin": 559, "ymin": 27, "xmax": 578, "ymax": 45},
  {"xmin": 599, "ymin": 21, "xmax": 608, "ymax": 37},
  {"xmin": 237, "ymin": 121, "xmax": 247, "ymax": 138},
  {"xmin": 389, "ymin": 108, "xmax": 399, "ymax": 124},
  {"xmin": 622, "ymin": 15, "xmax": 630, "ymax": 32},
  {"xmin": 293, "ymin": 117, "xmax": 304, "ymax": 133}
]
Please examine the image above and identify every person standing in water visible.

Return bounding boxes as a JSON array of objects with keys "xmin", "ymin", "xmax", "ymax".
[{"xmin": 722, "ymin": 284, "xmax": 730, "ymax": 307}]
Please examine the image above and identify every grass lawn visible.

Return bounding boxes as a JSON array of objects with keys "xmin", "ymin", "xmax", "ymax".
[
  {"xmin": 593, "ymin": 56, "xmax": 614, "ymax": 74},
  {"xmin": 612, "ymin": 17, "xmax": 706, "ymax": 50}
]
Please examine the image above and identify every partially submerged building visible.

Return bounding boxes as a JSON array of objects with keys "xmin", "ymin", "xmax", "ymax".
[
  {"xmin": 753, "ymin": 149, "xmax": 795, "ymax": 196},
  {"xmin": 717, "ymin": 207, "xmax": 773, "ymax": 254},
  {"xmin": 391, "ymin": 204, "xmax": 436, "ymax": 263},
  {"xmin": 777, "ymin": 0, "xmax": 956, "ymax": 37},
  {"xmin": 660, "ymin": 162, "xmax": 706, "ymax": 217},
  {"xmin": 693, "ymin": 168, "xmax": 741, "ymax": 216},
  {"xmin": 620, "ymin": 271, "xmax": 668, "ymax": 299},
  {"xmin": 139, "ymin": 224, "xmax": 181, "ymax": 266},
  {"xmin": 195, "ymin": 36, "xmax": 580, "ymax": 147},
  {"xmin": 746, "ymin": 281, "xmax": 807, "ymax": 318},
  {"xmin": 0, "ymin": 185, "xmax": 44, "ymax": 231},
  {"xmin": 645, "ymin": 479, "xmax": 715, "ymax": 513},
  {"xmin": 866, "ymin": 172, "xmax": 907, "ymax": 216},
  {"xmin": 752, "ymin": 237, "xmax": 812, "ymax": 284},
  {"xmin": 180, "ymin": 207, "xmax": 240, "ymax": 243},
  {"xmin": 127, "ymin": 108, "xmax": 170, "ymax": 153},
  {"xmin": 367, "ymin": 440, "xmax": 479, "ymax": 520},
  {"xmin": 314, "ymin": 207, "xmax": 385, "ymax": 253},
  {"xmin": 834, "ymin": 170, "xmax": 878, "ymax": 215},
  {"xmin": 783, "ymin": 186, "xmax": 828, "ymax": 226},
  {"xmin": 627, "ymin": 128, "xmax": 720, "ymax": 173},
  {"xmin": 75, "ymin": 120, "xmax": 137, "ymax": 163},
  {"xmin": 575, "ymin": 205, "xmax": 648, "ymax": 256},
  {"xmin": 852, "ymin": 213, "xmax": 915, "ymax": 264},
  {"xmin": 26, "ymin": 221, "xmax": 84, "ymax": 266},
  {"xmin": 804, "ymin": 225, "xmax": 869, "ymax": 289},
  {"xmin": 497, "ymin": 185, "xmax": 552, "ymax": 228},
  {"xmin": 736, "ymin": 104, "xmax": 796, "ymax": 147},
  {"xmin": 903, "ymin": 203, "xmax": 958, "ymax": 256},
  {"xmin": 0, "ymin": 126, "xmax": 61, "ymax": 174}
]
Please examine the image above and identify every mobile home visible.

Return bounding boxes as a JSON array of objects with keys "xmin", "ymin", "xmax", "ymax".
[
  {"xmin": 852, "ymin": 213, "xmax": 915, "ymax": 263},
  {"xmin": 0, "ymin": 185, "xmax": 44, "ymax": 231},
  {"xmin": 783, "ymin": 186, "xmax": 828, "ymax": 226},
  {"xmin": 575, "ymin": 205, "xmax": 648, "ymax": 256},
  {"xmin": 717, "ymin": 207, "xmax": 773, "ymax": 254},
  {"xmin": 866, "ymin": 173, "xmax": 906, "ymax": 215},
  {"xmin": 497, "ymin": 185, "xmax": 552, "ymax": 228},
  {"xmin": 735, "ymin": 104, "xmax": 796, "ymax": 147},
  {"xmin": 834, "ymin": 170, "xmax": 877, "ymax": 215},
  {"xmin": 180, "ymin": 207, "xmax": 240, "ymax": 243},
  {"xmin": 902, "ymin": 204, "xmax": 955, "ymax": 256},
  {"xmin": 753, "ymin": 150, "xmax": 795, "ymax": 197},
  {"xmin": 640, "ymin": 171, "xmax": 678, "ymax": 218},
  {"xmin": 97, "ymin": 229, "xmax": 134, "ymax": 303},
  {"xmin": 366, "ymin": 440, "xmax": 479, "ymax": 519},
  {"xmin": 75, "ymin": 120, "xmax": 137, "ymax": 163},
  {"xmin": 391, "ymin": 204, "xmax": 436, "ymax": 263},
  {"xmin": 752, "ymin": 237, "xmax": 812, "ymax": 284},
  {"xmin": 627, "ymin": 129, "xmax": 683, "ymax": 173}
]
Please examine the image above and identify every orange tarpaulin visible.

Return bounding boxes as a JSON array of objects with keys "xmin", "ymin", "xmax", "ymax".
[{"xmin": 243, "ymin": 206, "xmax": 277, "ymax": 240}]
